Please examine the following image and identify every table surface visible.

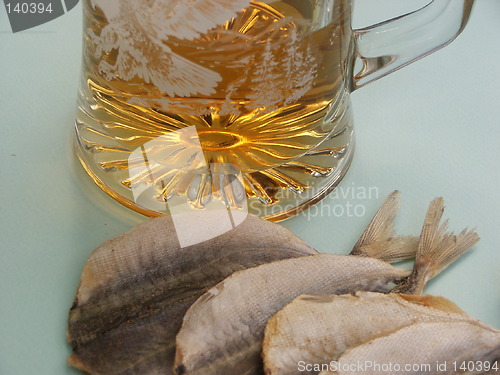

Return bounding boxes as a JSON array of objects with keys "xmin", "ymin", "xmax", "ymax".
[{"xmin": 1, "ymin": 1, "xmax": 499, "ymax": 374}]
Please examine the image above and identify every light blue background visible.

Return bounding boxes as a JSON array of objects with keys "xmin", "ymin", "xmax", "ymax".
[{"xmin": 1, "ymin": 1, "xmax": 499, "ymax": 374}]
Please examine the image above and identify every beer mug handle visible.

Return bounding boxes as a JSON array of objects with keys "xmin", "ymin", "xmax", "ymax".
[{"xmin": 352, "ymin": 0, "xmax": 474, "ymax": 89}]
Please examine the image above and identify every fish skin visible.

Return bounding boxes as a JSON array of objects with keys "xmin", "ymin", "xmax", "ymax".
[
  {"xmin": 174, "ymin": 255, "xmax": 411, "ymax": 375},
  {"xmin": 263, "ymin": 292, "xmax": 491, "ymax": 375},
  {"xmin": 319, "ymin": 321, "xmax": 500, "ymax": 375},
  {"xmin": 68, "ymin": 214, "xmax": 318, "ymax": 375}
]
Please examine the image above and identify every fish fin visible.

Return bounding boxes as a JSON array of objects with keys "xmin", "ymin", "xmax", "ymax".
[
  {"xmin": 394, "ymin": 198, "xmax": 479, "ymax": 294},
  {"xmin": 353, "ymin": 236, "xmax": 419, "ymax": 263},
  {"xmin": 351, "ymin": 191, "xmax": 418, "ymax": 263}
]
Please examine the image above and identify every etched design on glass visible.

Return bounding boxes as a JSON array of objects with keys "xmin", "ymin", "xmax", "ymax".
[
  {"xmin": 89, "ymin": 0, "xmax": 253, "ymax": 97},
  {"xmin": 247, "ymin": 29, "xmax": 318, "ymax": 113},
  {"xmin": 88, "ymin": 0, "xmax": 318, "ymax": 110}
]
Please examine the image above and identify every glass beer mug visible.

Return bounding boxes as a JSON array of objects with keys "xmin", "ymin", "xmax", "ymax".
[{"xmin": 75, "ymin": 0, "xmax": 474, "ymax": 221}]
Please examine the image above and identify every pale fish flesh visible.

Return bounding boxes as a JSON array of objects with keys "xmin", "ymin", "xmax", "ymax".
[
  {"xmin": 174, "ymin": 255, "xmax": 411, "ymax": 375},
  {"xmin": 264, "ymin": 293, "xmax": 498, "ymax": 375},
  {"xmin": 173, "ymin": 192, "xmax": 419, "ymax": 375},
  {"xmin": 318, "ymin": 320, "xmax": 499, "ymax": 375}
]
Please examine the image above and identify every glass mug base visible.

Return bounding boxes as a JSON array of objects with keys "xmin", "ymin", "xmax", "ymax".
[{"xmin": 74, "ymin": 97, "xmax": 354, "ymax": 222}]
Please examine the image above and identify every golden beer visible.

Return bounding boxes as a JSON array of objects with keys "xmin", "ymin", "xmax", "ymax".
[{"xmin": 76, "ymin": 0, "xmax": 353, "ymax": 219}]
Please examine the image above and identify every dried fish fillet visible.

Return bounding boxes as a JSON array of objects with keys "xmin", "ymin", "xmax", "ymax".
[
  {"xmin": 263, "ymin": 198, "xmax": 483, "ymax": 375},
  {"xmin": 263, "ymin": 292, "xmax": 495, "ymax": 375},
  {"xmin": 174, "ymin": 255, "xmax": 411, "ymax": 375},
  {"xmin": 67, "ymin": 214, "xmax": 318, "ymax": 375},
  {"xmin": 173, "ymin": 191, "xmax": 423, "ymax": 375},
  {"xmin": 319, "ymin": 321, "xmax": 500, "ymax": 375}
]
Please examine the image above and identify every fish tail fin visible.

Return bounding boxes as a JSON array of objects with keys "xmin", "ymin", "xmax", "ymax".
[
  {"xmin": 350, "ymin": 190, "xmax": 419, "ymax": 263},
  {"xmin": 393, "ymin": 197, "xmax": 479, "ymax": 294}
]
